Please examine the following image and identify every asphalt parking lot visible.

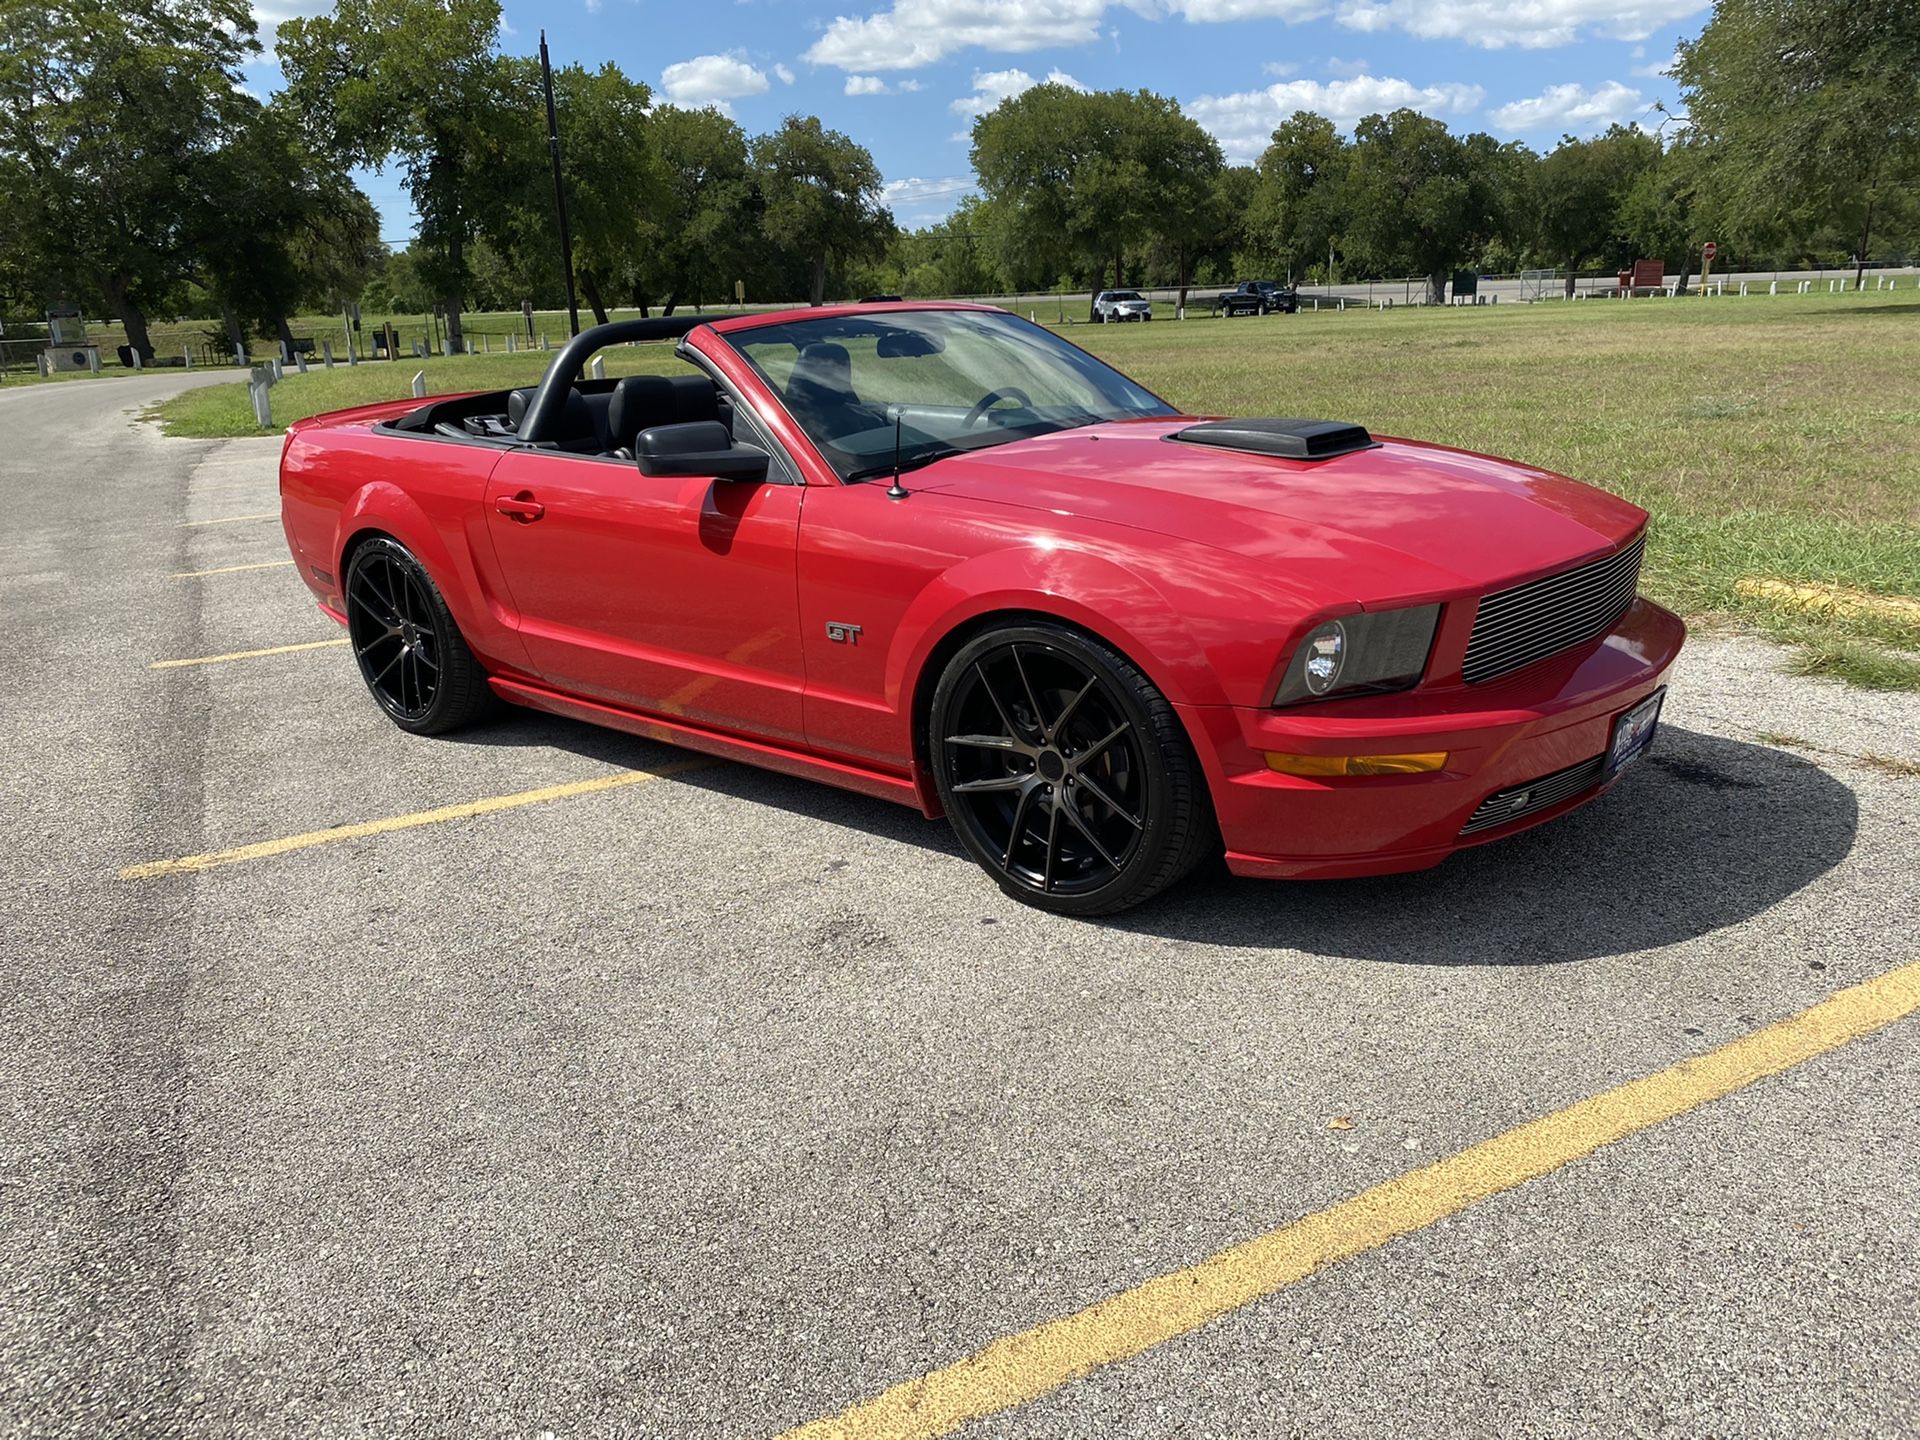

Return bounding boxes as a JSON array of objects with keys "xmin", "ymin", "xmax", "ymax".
[{"xmin": 3, "ymin": 374, "xmax": 1917, "ymax": 1439}]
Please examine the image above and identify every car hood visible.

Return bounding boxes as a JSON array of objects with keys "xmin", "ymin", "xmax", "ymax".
[{"xmin": 911, "ymin": 418, "xmax": 1647, "ymax": 606}]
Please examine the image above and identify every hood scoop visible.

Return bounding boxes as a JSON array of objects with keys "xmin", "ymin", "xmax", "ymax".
[{"xmin": 1168, "ymin": 417, "xmax": 1378, "ymax": 461}]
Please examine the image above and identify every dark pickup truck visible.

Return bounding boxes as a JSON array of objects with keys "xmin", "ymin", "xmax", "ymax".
[{"xmin": 1217, "ymin": 280, "xmax": 1298, "ymax": 316}]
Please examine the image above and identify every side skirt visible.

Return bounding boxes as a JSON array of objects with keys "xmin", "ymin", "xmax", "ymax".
[{"xmin": 488, "ymin": 676, "xmax": 926, "ymax": 811}]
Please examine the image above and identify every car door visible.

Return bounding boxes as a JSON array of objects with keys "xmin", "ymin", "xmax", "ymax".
[{"xmin": 481, "ymin": 446, "xmax": 807, "ymax": 746}]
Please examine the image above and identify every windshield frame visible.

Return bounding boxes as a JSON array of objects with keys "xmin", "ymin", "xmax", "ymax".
[{"xmin": 713, "ymin": 306, "xmax": 1179, "ymax": 484}]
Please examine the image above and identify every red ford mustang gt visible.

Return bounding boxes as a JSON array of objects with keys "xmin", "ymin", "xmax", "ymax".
[{"xmin": 280, "ymin": 302, "xmax": 1684, "ymax": 915}]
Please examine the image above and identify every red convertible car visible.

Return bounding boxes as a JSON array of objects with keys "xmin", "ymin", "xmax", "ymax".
[{"xmin": 279, "ymin": 303, "xmax": 1683, "ymax": 915}]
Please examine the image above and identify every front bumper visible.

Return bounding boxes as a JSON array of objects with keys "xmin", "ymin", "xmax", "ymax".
[{"xmin": 1178, "ymin": 598, "xmax": 1686, "ymax": 880}]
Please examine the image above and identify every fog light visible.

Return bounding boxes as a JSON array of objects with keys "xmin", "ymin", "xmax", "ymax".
[{"xmin": 1265, "ymin": 751, "xmax": 1448, "ymax": 777}]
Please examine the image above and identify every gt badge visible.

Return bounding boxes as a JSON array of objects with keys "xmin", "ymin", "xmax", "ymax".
[{"xmin": 825, "ymin": 622, "xmax": 863, "ymax": 645}]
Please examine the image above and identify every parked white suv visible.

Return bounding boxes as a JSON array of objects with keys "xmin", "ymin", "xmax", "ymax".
[{"xmin": 1093, "ymin": 290, "xmax": 1153, "ymax": 323}]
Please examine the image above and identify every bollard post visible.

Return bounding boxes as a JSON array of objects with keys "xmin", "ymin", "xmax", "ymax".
[
  {"xmin": 589, "ymin": 356, "xmax": 605, "ymax": 380},
  {"xmin": 541, "ymin": 334, "xmax": 549, "ymax": 351},
  {"xmin": 235, "ymin": 344, "xmax": 247, "ymax": 367},
  {"xmin": 37, "ymin": 352, "xmax": 50, "ymax": 378},
  {"xmin": 506, "ymin": 332, "xmax": 516, "ymax": 353},
  {"xmin": 184, "ymin": 347, "xmax": 192, "ymax": 370},
  {"xmin": 322, "ymin": 340, "xmax": 334, "ymax": 369},
  {"xmin": 249, "ymin": 378, "xmax": 273, "ymax": 429},
  {"xmin": 131, "ymin": 348, "xmax": 142, "ymax": 371},
  {"xmin": 88, "ymin": 349, "xmax": 101, "ymax": 373},
  {"xmin": 269, "ymin": 356, "xmax": 283, "ymax": 381},
  {"xmin": 482, "ymin": 334, "xmax": 490, "ymax": 353},
  {"xmin": 1740, "ymin": 281, "xmax": 1748, "ymax": 296},
  {"xmin": 279, "ymin": 341, "xmax": 289, "ymax": 364},
  {"xmin": 411, "ymin": 371, "xmax": 427, "ymax": 399}
]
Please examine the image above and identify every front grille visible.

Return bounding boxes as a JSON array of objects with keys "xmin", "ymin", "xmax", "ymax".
[
  {"xmin": 1462, "ymin": 534, "xmax": 1645, "ymax": 684},
  {"xmin": 1459, "ymin": 754, "xmax": 1607, "ymax": 836}
]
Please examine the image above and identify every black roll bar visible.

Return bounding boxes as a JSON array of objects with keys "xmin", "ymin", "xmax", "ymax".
[{"xmin": 516, "ymin": 314, "xmax": 732, "ymax": 443}]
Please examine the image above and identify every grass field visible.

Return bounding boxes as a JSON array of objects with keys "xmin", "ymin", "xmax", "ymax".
[{"xmin": 150, "ymin": 291, "xmax": 1920, "ymax": 686}]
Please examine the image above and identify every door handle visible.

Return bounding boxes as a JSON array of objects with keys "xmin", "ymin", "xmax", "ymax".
[{"xmin": 495, "ymin": 492, "xmax": 544, "ymax": 522}]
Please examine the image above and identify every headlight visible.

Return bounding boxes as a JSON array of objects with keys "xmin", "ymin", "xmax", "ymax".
[{"xmin": 1273, "ymin": 605, "xmax": 1440, "ymax": 705}]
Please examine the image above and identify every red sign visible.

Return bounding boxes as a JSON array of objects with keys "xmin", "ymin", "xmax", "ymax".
[{"xmin": 1702, "ymin": 241, "xmax": 1718, "ymax": 261}]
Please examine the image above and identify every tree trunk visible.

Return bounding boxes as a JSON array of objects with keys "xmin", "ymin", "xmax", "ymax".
[
  {"xmin": 1087, "ymin": 260, "xmax": 1105, "ymax": 322},
  {"xmin": 103, "ymin": 274, "xmax": 154, "ymax": 361},
  {"xmin": 273, "ymin": 314, "xmax": 296, "ymax": 349},
  {"xmin": 220, "ymin": 301, "xmax": 248, "ymax": 362},
  {"xmin": 1563, "ymin": 268, "xmax": 1576, "ymax": 300},
  {"xmin": 1176, "ymin": 247, "xmax": 1189, "ymax": 313},
  {"xmin": 443, "ymin": 230, "xmax": 465, "ymax": 350},
  {"xmin": 1855, "ymin": 201, "xmax": 1874, "ymax": 290},
  {"xmin": 579, "ymin": 267, "xmax": 610, "ymax": 326},
  {"xmin": 629, "ymin": 281, "xmax": 650, "ymax": 318},
  {"xmin": 1427, "ymin": 271, "xmax": 1448, "ymax": 306},
  {"xmin": 810, "ymin": 251, "xmax": 828, "ymax": 306},
  {"xmin": 1674, "ymin": 263, "xmax": 1694, "ymax": 296},
  {"xmin": 662, "ymin": 293, "xmax": 678, "ymax": 317}
]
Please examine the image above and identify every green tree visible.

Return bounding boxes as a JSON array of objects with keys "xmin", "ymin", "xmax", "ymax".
[
  {"xmin": 1618, "ymin": 135, "xmax": 1710, "ymax": 287},
  {"xmin": 1533, "ymin": 126, "xmax": 1657, "ymax": 296},
  {"xmin": 194, "ymin": 100, "xmax": 379, "ymax": 353},
  {"xmin": 752, "ymin": 116, "xmax": 894, "ymax": 306},
  {"xmin": 641, "ymin": 107, "xmax": 762, "ymax": 312},
  {"xmin": 0, "ymin": 0, "xmax": 258, "ymax": 357},
  {"xmin": 973, "ymin": 85, "xmax": 1221, "ymax": 318},
  {"xmin": 277, "ymin": 0, "xmax": 502, "ymax": 347},
  {"xmin": 1248, "ymin": 112, "xmax": 1351, "ymax": 283},
  {"xmin": 1676, "ymin": 0, "xmax": 1920, "ymax": 288},
  {"xmin": 1344, "ymin": 109, "xmax": 1503, "ymax": 303}
]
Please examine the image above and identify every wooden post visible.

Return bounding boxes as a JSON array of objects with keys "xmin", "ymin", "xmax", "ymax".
[
  {"xmin": 411, "ymin": 371, "xmax": 427, "ymax": 398},
  {"xmin": 322, "ymin": 340, "xmax": 334, "ymax": 369},
  {"xmin": 183, "ymin": 347, "xmax": 192, "ymax": 369},
  {"xmin": 296, "ymin": 351, "xmax": 308, "ymax": 374},
  {"xmin": 590, "ymin": 355, "xmax": 605, "ymax": 380}
]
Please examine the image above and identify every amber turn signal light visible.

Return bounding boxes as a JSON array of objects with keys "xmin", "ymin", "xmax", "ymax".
[{"xmin": 1265, "ymin": 751, "xmax": 1449, "ymax": 777}]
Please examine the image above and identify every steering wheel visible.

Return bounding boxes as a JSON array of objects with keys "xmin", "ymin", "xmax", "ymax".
[{"xmin": 962, "ymin": 386, "xmax": 1035, "ymax": 429}]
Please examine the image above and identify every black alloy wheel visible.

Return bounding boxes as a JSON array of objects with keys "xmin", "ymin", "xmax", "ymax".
[
  {"xmin": 344, "ymin": 537, "xmax": 493, "ymax": 735},
  {"xmin": 931, "ymin": 623, "xmax": 1215, "ymax": 915}
]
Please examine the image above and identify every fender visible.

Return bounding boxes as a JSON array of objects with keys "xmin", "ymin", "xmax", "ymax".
[
  {"xmin": 886, "ymin": 543, "xmax": 1220, "ymax": 721},
  {"xmin": 333, "ymin": 478, "xmax": 534, "ymax": 675}
]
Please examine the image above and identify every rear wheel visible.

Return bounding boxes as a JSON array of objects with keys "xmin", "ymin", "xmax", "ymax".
[
  {"xmin": 344, "ymin": 536, "xmax": 493, "ymax": 735},
  {"xmin": 930, "ymin": 623, "xmax": 1215, "ymax": 915}
]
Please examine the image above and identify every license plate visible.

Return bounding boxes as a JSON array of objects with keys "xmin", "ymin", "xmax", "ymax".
[{"xmin": 1607, "ymin": 687, "xmax": 1665, "ymax": 776}]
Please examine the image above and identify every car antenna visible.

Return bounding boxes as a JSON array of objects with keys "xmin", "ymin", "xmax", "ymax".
[{"xmin": 886, "ymin": 405, "xmax": 909, "ymax": 499}]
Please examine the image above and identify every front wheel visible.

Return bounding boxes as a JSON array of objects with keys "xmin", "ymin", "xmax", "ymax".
[
  {"xmin": 344, "ymin": 536, "xmax": 494, "ymax": 735},
  {"xmin": 930, "ymin": 623, "xmax": 1216, "ymax": 915}
]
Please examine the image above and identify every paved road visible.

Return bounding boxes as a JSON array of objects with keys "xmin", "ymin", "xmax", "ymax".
[{"xmin": 2, "ymin": 377, "xmax": 1916, "ymax": 1439}]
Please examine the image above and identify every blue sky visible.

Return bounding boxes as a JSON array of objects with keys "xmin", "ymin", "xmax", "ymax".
[{"xmin": 246, "ymin": 0, "xmax": 1707, "ymax": 243}]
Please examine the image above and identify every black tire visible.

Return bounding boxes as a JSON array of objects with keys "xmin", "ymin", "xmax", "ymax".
[
  {"xmin": 930, "ymin": 622, "xmax": 1216, "ymax": 916},
  {"xmin": 343, "ymin": 536, "xmax": 494, "ymax": 736}
]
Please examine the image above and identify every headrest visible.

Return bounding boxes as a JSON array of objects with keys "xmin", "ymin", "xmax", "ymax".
[
  {"xmin": 507, "ymin": 385, "xmax": 593, "ymax": 440},
  {"xmin": 609, "ymin": 374, "xmax": 721, "ymax": 448}
]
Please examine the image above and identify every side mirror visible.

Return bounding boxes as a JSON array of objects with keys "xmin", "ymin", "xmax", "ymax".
[{"xmin": 634, "ymin": 420, "xmax": 770, "ymax": 482}]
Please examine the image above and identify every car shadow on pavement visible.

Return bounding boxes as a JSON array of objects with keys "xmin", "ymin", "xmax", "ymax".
[
  {"xmin": 1113, "ymin": 725, "xmax": 1859, "ymax": 965},
  {"xmin": 451, "ymin": 716, "xmax": 1855, "ymax": 967}
]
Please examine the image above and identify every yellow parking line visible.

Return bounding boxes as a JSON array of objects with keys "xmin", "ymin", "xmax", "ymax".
[
  {"xmin": 171, "ymin": 559, "xmax": 298, "ymax": 578},
  {"xmin": 778, "ymin": 958, "xmax": 1920, "ymax": 1440},
  {"xmin": 179, "ymin": 511, "xmax": 277, "ymax": 527},
  {"xmin": 149, "ymin": 638, "xmax": 349, "ymax": 669},
  {"xmin": 119, "ymin": 760, "xmax": 713, "ymax": 879}
]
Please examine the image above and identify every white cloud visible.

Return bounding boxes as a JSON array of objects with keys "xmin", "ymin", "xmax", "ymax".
[
  {"xmin": 247, "ymin": 0, "xmax": 332, "ymax": 50},
  {"xmin": 883, "ymin": 175, "xmax": 978, "ymax": 205},
  {"xmin": 660, "ymin": 53, "xmax": 771, "ymax": 111},
  {"xmin": 806, "ymin": 0, "xmax": 1110, "ymax": 71},
  {"xmin": 1188, "ymin": 75, "xmax": 1485, "ymax": 161},
  {"xmin": 1263, "ymin": 61, "xmax": 1300, "ymax": 77},
  {"xmin": 1331, "ymin": 0, "xmax": 1707, "ymax": 48},
  {"xmin": 948, "ymin": 65, "xmax": 1087, "ymax": 121},
  {"xmin": 1324, "ymin": 55, "xmax": 1369, "ymax": 77},
  {"xmin": 1167, "ymin": 0, "xmax": 1326, "ymax": 18},
  {"xmin": 899, "ymin": 78, "xmax": 925, "ymax": 91},
  {"xmin": 846, "ymin": 74, "xmax": 891, "ymax": 94},
  {"xmin": 1489, "ymin": 79, "xmax": 1643, "ymax": 131},
  {"xmin": 1632, "ymin": 48, "xmax": 1681, "ymax": 77},
  {"xmin": 773, "ymin": 62, "xmax": 797, "ymax": 84}
]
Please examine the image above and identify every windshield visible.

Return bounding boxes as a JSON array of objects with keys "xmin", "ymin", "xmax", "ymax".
[
  {"xmin": 724, "ymin": 308, "xmax": 1175, "ymax": 481},
  {"xmin": 1108, "ymin": 292, "xmax": 1145, "ymax": 301}
]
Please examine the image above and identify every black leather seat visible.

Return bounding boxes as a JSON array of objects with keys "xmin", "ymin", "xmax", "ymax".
[
  {"xmin": 783, "ymin": 343, "xmax": 864, "ymax": 436},
  {"xmin": 607, "ymin": 374, "xmax": 722, "ymax": 457},
  {"xmin": 506, "ymin": 386, "xmax": 598, "ymax": 449}
]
